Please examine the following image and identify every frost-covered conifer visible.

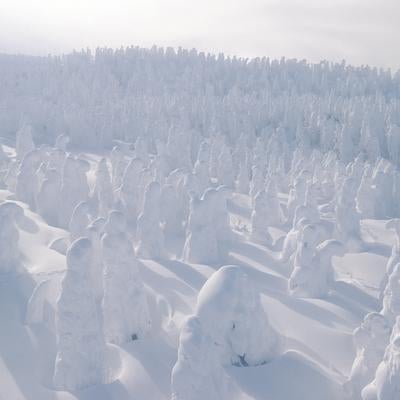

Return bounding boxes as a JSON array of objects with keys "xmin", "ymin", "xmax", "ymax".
[
  {"xmin": 373, "ymin": 164, "xmax": 395, "ymax": 219},
  {"xmin": 280, "ymin": 217, "xmax": 310, "ymax": 262},
  {"xmin": 381, "ymin": 264, "xmax": 400, "ymax": 326},
  {"xmin": 288, "ymin": 223, "xmax": 319, "ymax": 278},
  {"xmin": 36, "ymin": 168, "xmax": 61, "ymax": 226},
  {"xmin": 171, "ymin": 316, "xmax": 227, "ymax": 400},
  {"xmin": 160, "ymin": 184, "xmax": 183, "ymax": 235},
  {"xmin": 0, "ymin": 201, "xmax": 24, "ymax": 274},
  {"xmin": 86, "ymin": 217, "xmax": 106, "ymax": 301},
  {"xmin": 136, "ymin": 181, "xmax": 165, "ymax": 259},
  {"xmin": 212, "ymin": 185, "xmax": 233, "ymax": 243},
  {"xmin": 249, "ymin": 165, "xmax": 264, "ymax": 203},
  {"xmin": 102, "ymin": 211, "xmax": 151, "ymax": 344},
  {"xmin": 236, "ymin": 160, "xmax": 250, "ymax": 194},
  {"xmin": 53, "ymin": 238, "xmax": 108, "ymax": 391},
  {"xmin": 335, "ymin": 176, "xmax": 361, "ymax": 244},
  {"xmin": 153, "ymin": 139, "xmax": 171, "ymax": 183},
  {"xmin": 361, "ymin": 317, "xmax": 400, "ymax": 400},
  {"xmin": 344, "ymin": 313, "xmax": 391, "ymax": 400},
  {"xmin": 15, "ymin": 150, "xmax": 41, "ymax": 210},
  {"xmin": 196, "ymin": 265, "xmax": 281, "ymax": 366},
  {"xmin": 286, "ymin": 170, "xmax": 308, "ymax": 223},
  {"xmin": 110, "ymin": 145, "xmax": 126, "ymax": 189},
  {"xmin": 134, "ymin": 136, "xmax": 150, "ymax": 166},
  {"xmin": 289, "ymin": 239, "xmax": 345, "ymax": 298},
  {"xmin": 379, "ymin": 219, "xmax": 400, "ymax": 299},
  {"xmin": 16, "ymin": 124, "xmax": 35, "ymax": 161},
  {"xmin": 264, "ymin": 177, "xmax": 283, "ymax": 226},
  {"xmin": 356, "ymin": 164, "xmax": 376, "ymax": 218},
  {"xmin": 93, "ymin": 158, "xmax": 114, "ymax": 218},
  {"xmin": 387, "ymin": 125, "xmax": 400, "ymax": 166},
  {"xmin": 69, "ymin": 201, "xmax": 91, "ymax": 242},
  {"xmin": 59, "ymin": 156, "xmax": 90, "ymax": 228},
  {"xmin": 217, "ymin": 144, "xmax": 235, "ymax": 187},
  {"xmin": 339, "ymin": 124, "xmax": 355, "ymax": 164},
  {"xmin": 250, "ymin": 190, "xmax": 272, "ymax": 245},
  {"xmin": 137, "ymin": 167, "xmax": 155, "ymax": 212},
  {"xmin": 183, "ymin": 191, "xmax": 219, "ymax": 264},
  {"xmin": 209, "ymin": 134, "xmax": 225, "ymax": 179},
  {"xmin": 118, "ymin": 157, "xmax": 143, "ymax": 224},
  {"xmin": 171, "ymin": 265, "xmax": 281, "ymax": 399},
  {"xmin": 193, "ymin": 142, "xmax": 211, "ymax": 194},
  {"xmin": 47, "ymin": 149, "xmax": 66, "ymax": 174}
]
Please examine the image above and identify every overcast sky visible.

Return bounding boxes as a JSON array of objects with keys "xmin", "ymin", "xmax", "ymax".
[{"xmin": 0, "ymin": 0, "xmax": 398, "ymax": 70}]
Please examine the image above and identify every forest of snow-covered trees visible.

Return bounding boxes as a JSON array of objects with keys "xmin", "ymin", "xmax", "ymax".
[
  {"xmin": 1, "ymin": 47, "xmax": 400, "ymax": 155},
  {"xmin": 1, "ymin": 47, "xmax": 400, "ymax": 400}
]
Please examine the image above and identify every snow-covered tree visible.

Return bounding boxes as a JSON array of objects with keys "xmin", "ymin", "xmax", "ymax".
[
  {"xmin": 195, "ymin": 265, "xmax": 282, "ymax": 366},
  {"xmin": 289, "ymin": 239, "xmax": 345, "ymax": 298},
  {"xmin": 118, "ymin": 157, "xmax": 144, "ymax": 225},
  {"xmin": 102, "ymin": 211, "xmax": 151, "ymax": 344},
  {"xmin": 264, "ymin": 177, "xmax": 283, "ymax": 226},
  {"xmin": 193, "ymin": 141, "xmax": 211, "ymax": 194},
  {"xmin": 171, "ymin": 265, "xmax": 282, "ymax": 399},
  {"xmin": 379, "ymin": 219, "xmax": 400, "ymax": 299},
  {"xmin": 16, "ymin": 124, "xmax": 35, "ymax": 161},
  {"xmin": 53, "ymin": 238, "xmax": 108, "ymax": 391},
  {"xmin": 217, "ymin": 144, "xmax": 235, "ymax": 187},
  {"xmin": 286, "ymin": 170, "xmax": 308, "ymax": 223},
  {"xmin": 160, "ymin": 184, "xmax": 183, "ymax": 235},
  {"xmin": 59, "ymin": 156, "xmax": 90, "ymax": 228},
  {"xmin": 344, "ymin": 313, "xmax": 391, "ymax": 400},
  {"xmin": 0, "ymin": 201, "xmax": 25, "ymax": 274},
  {"xmin": 361, "ymin": 316, "xmax": 400, "ymax": 400},
  {"xmin": 381, "ymin": 264, "xmax": 400, "ymax": 326},
  {"xmin": 356, "ymin": 164, "xmax": 376, "ymax": 218},
  {"xmin": 68, "ymin": 200, "xmax": 91, "ymax": 241},
  {"xmin": 236, "ymin": 160, "xmax": 250, "ymax": 194},
  {"xmin": 290, "ymin": 223, "xmax": 319, "ymax": 274},
  {"xmin": 250, "ymin": 190, "xmax": 273, "ymax": 245},
  {"xmin": 183, "ymin": 190, "xmax": 219, "ymax": 264},
  {"xmin": 92, "ymin": 158, "xmax": 114, "ymax": 218},
  {"xmin": 171, "ymin": 316, "xmax": 228, "ymax": 400},
  {"xmin": 136, "ymin": 181, "xmax": 165, "ymax": 259},
  {"xmin": 36, "ymin": 168, "xmax": 61, "ymax": 226},
  {"xmin": 335, "ymin": 176, "xmax": 361, "ymax": 245},
  {"xmin": 279, "ymin": 217, "xmax": 310, "ymax": 262},
  {"xmin": 249, "ymin": 165, "xmax": 264, "ymax": 203},
  {"xmin": 15, "ymin": 150, "xmax": 41, "ymax": 210},
  {"xmin": 86, "ymin": 217, "xmax": 106, "ymax": 301},
  {"xmin": 110, "ymin": 145, "xmax": 126, "ymax": 189}
]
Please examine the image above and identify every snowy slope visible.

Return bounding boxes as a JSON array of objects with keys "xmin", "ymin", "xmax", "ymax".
[
  {"xmin": 0, "ymin": 184, "xmax": 391, "ymax": 400},
  {"xmin": 1, "ymin": 48, "xmax": 399, "ymax": 400}
]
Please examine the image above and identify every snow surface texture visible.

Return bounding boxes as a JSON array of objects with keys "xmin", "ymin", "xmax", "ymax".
[{"xmin": 1, "ymin": 48, "xmax": 400, "ymax": 400}]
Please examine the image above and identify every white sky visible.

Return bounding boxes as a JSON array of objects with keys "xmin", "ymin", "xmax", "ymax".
[{"xmin": 0, "ymin": 0, "xmax": 399, "ymax": 70}]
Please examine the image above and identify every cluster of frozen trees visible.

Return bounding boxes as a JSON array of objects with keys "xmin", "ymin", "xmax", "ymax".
[
  {"xmin": 1, "ymin": 120, "xmax": 237, "ymax": 392},
  {"xmin": 0, "ymin": 48, "xmax": 399, "ymax": 161},
  {"xmin": 345, "ymin": 313, "xmax": 400, "ymax": 400},
  {"xmin": 344, "ymin": 219, "xmax": 400, "ymax": 399},
  {"xmin": 53, "ymin": 212, "xmax": 152, "ymax": 391},
  {"xmin": 3, "ymin": 109, "xmax": 400, "ymax": 396},
  {"xmin": 1, "ymin": 48, "xmax": 400, "ymax": 398}
]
